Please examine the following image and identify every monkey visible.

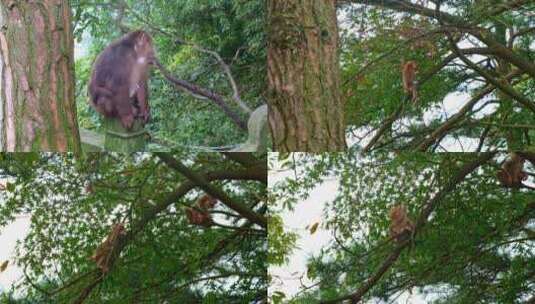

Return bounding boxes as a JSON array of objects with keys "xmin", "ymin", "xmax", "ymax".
[
  {"xmin": 84, "ymin": 181, "xmax": 93, "ymax": 194},
  {"xmin": 0, "ymin": 260, "xmax": 7, "ymax": 273},
  {"xmin": 185, "ymin": 194, "xmax": 218, "ymax": 227},
  {"xmin": 90, "ymin": 223, "xmax": 126, "ymax": 273},
  {"xmin": 402, "ymin": 61, "xmax": 418, "ymax": 103},
  {"xmin": 497, "ymin": 153, "xmax": 528, "ymax": 188},
  {"xmin": 88, "ymin": 30, "xmax": 155, "ymax": 130},
  {"xmin": 197, "ymin": 194, "xmax": 217, "ymax": 210},
  {"xmin": 185, "ymin": 207, "xmax": 214, "ymax": 227},
  {"xmin": 389, "ymin": 204, "xmax": 415, "ymax": 242}
]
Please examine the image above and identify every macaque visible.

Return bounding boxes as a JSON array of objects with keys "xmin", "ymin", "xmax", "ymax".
[
  {"xmin": 88, "ymin": 30, "xmax": 156, "ymax": 130},
  {"xmin": 185, "ymin": 207, "xmax": 214, "ymax": 227},
  {"xmin": 185, "ymin": 194, "xmax": 218, "ymax": 227},
  {"xmin": 90, "ymin": 223, "xmax": 126, "ymax": 273},
  {"xmin": 389, "ymin": 204, "xmax": 415, "ymax": 242},
  {"xmin": 197, "ymin": 194, "xmax": 217, "ymax": 210},
  {"xmin": 84, "ymin": 182, "xmax": 93, "ymax": 194},
  {"xmin": 0, "ymin": 260, "xmax": 7, "ymax": 273},
  {"xmin": 402, "ymin": 61, "xmax": 418, "ymax": 103},
  {"xmin": 497, "ymin": 153, "xmax": 528, "ymax": 188}
]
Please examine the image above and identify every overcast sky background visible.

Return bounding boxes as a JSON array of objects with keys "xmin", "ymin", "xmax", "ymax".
[{"xmin": 0, "ymin": 216, "xmax": 30, "ymax": 293}]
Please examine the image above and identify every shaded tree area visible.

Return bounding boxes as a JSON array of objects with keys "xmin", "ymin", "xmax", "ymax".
[
  {"xmin": 269, "ymin": 152, "xmax": 535, "ymax": 303},
  {"xmin": 72, "ymin": 0, "xmax": 266, "ymax": 149},
  {"xmin": 0, "ymin": 153, "xmax": 267, "ymax": 303},
  {"xmin": 341, "ymin": 1, "xmax": 535, "ymax": 152}
]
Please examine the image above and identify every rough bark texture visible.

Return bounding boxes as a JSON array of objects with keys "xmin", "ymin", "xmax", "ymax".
[
  {"xmin": 0, "ymin": 0, "xmax": 80, "ymax": 152},
  {"xmin": 267, "ymin": 0, "xmax": 347, "ymax": 152}
]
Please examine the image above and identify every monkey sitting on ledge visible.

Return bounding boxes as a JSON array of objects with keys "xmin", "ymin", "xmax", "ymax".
[{"xmin": 88, "ymin": 30, "xmax": 156, "ymax": 130}]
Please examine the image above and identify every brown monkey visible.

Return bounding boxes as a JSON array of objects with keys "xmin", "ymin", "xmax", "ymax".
[
  {"xmin": 389, "ymin": 204, "xmax": 415, "ymax": 242},
  {"xmin": 90, "ymin": 223, "xmax": 126, "ymax": 273},
  {"xmin": 88, "ymin": 30, "xmax": 155, "ymax": 129},
  {"xmin": 197, "ymin": 194, "xmax": 217, "ymax": 210},
  {"xmin": 185, "ymin": 207, "xmax": 214, "ymax": 227},
  {"xmin": 185, "ymin": 194, "xmax": 218, "ymax": 227},
  {"xmin": 402, "ymin": 61, "xmax": 418, "ymax": 103},
  {"xmin": 0, "ymin": 260, "xmax": 7, "ymax": 273},
  {"xmin": 84, "ymin": 182, "xmax": 93, "ymax": 194},
  {"xmin": 497, "ymin": 153, "xmax": 528, "ymax": 188}
]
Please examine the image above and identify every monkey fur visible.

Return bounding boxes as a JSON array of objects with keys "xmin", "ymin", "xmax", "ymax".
[
  {"xmin": 186, "ymin": 195, "xmax": 218, "ymax": 227},
  {"xmin": 197, "ymin": 194, "xmax": 217, "ymax": 209},
  {"xmin": 402, "ymin": 61, "xmax": 418, "ymax": 103},
  {"xmin": 497, "ymin": 153, "xmax": 528, "ymax": 188},
  {"xmin": 88, "ymin": 30, "xmax": 155, "ymax": 130},
  {"xmin": 90, "ymin": 223, "xmax": 126, "ymax": 273},
  {"xmin": 389, "ymin": 204, "xmax": 415, "ymax": 242}
]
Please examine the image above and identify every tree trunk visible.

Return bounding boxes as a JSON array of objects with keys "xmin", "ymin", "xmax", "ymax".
[
  {"xmin": 0, "ymin": 0, "xmax": 80, "ymax": 152},
  {"xmin": 267, "ymin": 0, "xmax": 347, "ymax": 152}
]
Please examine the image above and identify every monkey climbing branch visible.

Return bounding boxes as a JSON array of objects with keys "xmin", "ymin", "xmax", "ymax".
[{"xmin": 320, "ymin": 153, "xmax": 496, "ymax": 303}]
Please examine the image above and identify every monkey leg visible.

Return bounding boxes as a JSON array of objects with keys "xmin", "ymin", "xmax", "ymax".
[
  {"xmin": 90, "ymin": 87, "xmax": 116, "ymax": 117},
  {"xmin": 98, "ymin": 97, "xmax": 117, "ymax": 117},
  {"xmin": 135, "ymin": 82, "xmax": 150, "ymax": 124},
  {"xmin": 411, "ymin": 87, "xmax": 418, "ymax": 103},
  {"xmin": 119, "ymin": 114, "xmax": 135, "ymax": 130},
  {"xmin": 115, "ymin": 99, "xmax": 137, "ymax": 130}
]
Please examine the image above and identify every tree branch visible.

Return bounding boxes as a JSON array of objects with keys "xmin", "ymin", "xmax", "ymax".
[
  {"xmin": 320, "ymin": 153, "xmax": 496, "ymax": 303},
  {"xmin": 153, "ymin": 59, "xmax": 248, "ymax": 130},
  {"xmin": 70, "ymin": 165, "xmax": 265, "ymax": 303},
  {"xmin": 155, "ymin": 153, "xmax": 267, "ymax": 228}
]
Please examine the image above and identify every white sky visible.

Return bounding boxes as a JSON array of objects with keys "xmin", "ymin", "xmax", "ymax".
[
  {"xmin": 74, "ymin": 30, "xmax": 91, "ymax": 60},
  {"xmin": 268, "ymin": 160, "xmax": 433, "ymax": 304},
  {"xmin": 0, "ymin": 216, "xmax": 30, "ymax": 292}
]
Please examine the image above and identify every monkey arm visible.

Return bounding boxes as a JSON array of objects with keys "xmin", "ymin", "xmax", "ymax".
[{"xmin": 89, "ymin": 86, "xmax": 114, "ymax": 103}]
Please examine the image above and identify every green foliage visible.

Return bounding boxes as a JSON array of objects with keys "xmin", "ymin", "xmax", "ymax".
[
  {"xmin": 339, "ymin": 2, "xmax": 535, "ymax": 151},
  {"xmin": 0, "ymin": 153, "xmax": 267, "ymax": 302},
  {"xmin": 268, "ymin": 215, "xmax": 297, "ymax": 265},
  {"xmin": 269, "ymin": 153, "xmax": 535, "ymax": 303}
]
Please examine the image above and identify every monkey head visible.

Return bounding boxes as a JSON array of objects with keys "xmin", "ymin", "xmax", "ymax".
[
  {"xmin": 132, "ymin": 31, "xmax": 156, "ymax": 64},
  {"xmin": 389, "ymin": 204, "xmax": 408, "ymax": 223},
  {"xmin": 497, "ymin": 153, "xmax": 528, "ymax": 188},
  {"xmin": 197, "ymin": 194, "xmax": 217, "ymax": 210}
]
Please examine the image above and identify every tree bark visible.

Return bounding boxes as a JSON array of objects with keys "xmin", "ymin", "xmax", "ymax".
[
  {"xmin": 0, "ymin": 0, "xmax": 80, "ymax": 152},
  {"xmin": 267, "ymin": 0, "xmax": 347, "ymax": 152}
]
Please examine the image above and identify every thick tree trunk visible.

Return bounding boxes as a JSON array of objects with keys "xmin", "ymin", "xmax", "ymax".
[
  {"xmin": 0, "ymin": 0, "xmax": 80, "ymax": 152},
  {"xmin": 267, "ymin": 0, "xmax": 347, "ymax": 152}
]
